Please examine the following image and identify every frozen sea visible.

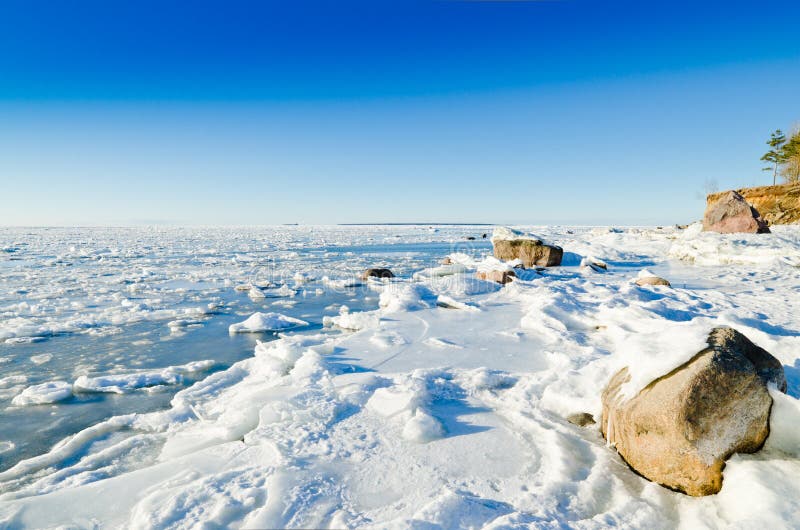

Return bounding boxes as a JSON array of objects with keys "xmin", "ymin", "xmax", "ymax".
[{"xmin": 0, "ymin": 224, "xmax": 799, "ymax": 529}]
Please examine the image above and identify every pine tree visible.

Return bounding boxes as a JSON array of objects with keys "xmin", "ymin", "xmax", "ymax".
[
  {"xmin": 780, "ymin": 131, "xmax": 800, "ymax": 183},
  {"xmin": 761, "ymin": 129, "xmax": 786, "ymax": 185}
]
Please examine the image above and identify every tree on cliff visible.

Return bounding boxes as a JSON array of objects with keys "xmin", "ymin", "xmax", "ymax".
[
  {"xmin": 760, "ymin": 129, "xmax": 786, "ymax": 185},
  {"xmin": 781, "ymin": 130, "xmax": 800, "ymax": 183}
]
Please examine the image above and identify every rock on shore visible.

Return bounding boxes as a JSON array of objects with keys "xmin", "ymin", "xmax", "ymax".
[
  {"xmin": 703, "ymin": 190, "xmax": 770, "ymax": 234},
  {"xmin": 707, "ymin": 183, "xmax": 800, "ymax": 226},
  {"xmin": 491, "ymin": 227, "xmax": 563, "ymax": 267},
  {"xmin": 601, "ymin": 327, "xmax": 786, "ymax": 496}
]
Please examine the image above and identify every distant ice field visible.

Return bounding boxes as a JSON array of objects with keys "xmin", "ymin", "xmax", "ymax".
[
  {"xmin": 0, "ymin": 224, "xmax": 798, "ymax": 529},
  {"xmin": 0, "ymin": 226, "xmax": 493, "ymax": 470}
]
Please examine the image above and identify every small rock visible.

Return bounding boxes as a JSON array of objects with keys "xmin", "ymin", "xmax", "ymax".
[
  {"xmin": 362, "ymin": 268, "xmax": 394, "ymax": 280},
  {"xmin": 567, "ymin": 412, "xmax": 596, "ymax": 427},
  {"xmin": 466, "ymin": 236, "xmax": 476, "ymax": 241},
  {"xmin": 635, "ymin": 276, "xmax": 671, "ymax": 287},
  {"xmin": 476, "ymin": 270, "xmax": 516, "ymax": 285},
  {"xmin": 581, "ymin": 257, "xmax": 608, "ymax": 272},
  {"xmin": 601, "ymin": 327, "xmax": 786, "ymax": 496}
]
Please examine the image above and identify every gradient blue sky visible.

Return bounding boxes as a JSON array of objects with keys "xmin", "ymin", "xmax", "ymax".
[{"xmin": 2, "ymin": 0, "xmax": 799, "ymax": 226}]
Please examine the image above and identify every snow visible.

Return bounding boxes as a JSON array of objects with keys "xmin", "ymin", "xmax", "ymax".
[
  {"xmin": 323, "ymin": 309, "xmax": 380, "ymax": 331},
  {"xmin": 669, "ymin": 223, "xmax": 800, "ymax": 266},
  {"xmin": 228, "ymin": 312, "xmax": 309, "ymax": 333},
  {"xmin": 378, "ymin": 283, "xmax": 437, "ymax": 312},
  {"xmin": 1, "ymin": 224, "xmax": 799, "ymax": 528},
  {"xmin": 490, "ymin": 226, "xmax": 543, "ymax": 243},
  {"xmin": 11, "ymin": 381, "xmax": 72, "ymax": 406}
]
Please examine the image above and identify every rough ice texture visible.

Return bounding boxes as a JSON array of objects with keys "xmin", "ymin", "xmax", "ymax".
[
  {"xmin": 669, "ymin": 223, "xmax": 800, "ymax": 266},
  {"xmin": 73, "ymin": 360, "xmax": 216, "ymax": 394},
  {"xmin": 1, "ymin": 225, "xmax": 800, "ymax": 529}
]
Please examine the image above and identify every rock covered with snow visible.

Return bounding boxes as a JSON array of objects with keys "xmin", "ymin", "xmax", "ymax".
[
  {"xmin": 491, "ymin": 227, "xmax": 563, "ymax": 267},
  {"xmin": 635, "ymin": 276, "xmax": 671, "ymax": 287},
  {"xmin": 580, "ymin": 256, "xmax": 608, "ymax": 273},
  {"xmin": 702, "ymin": 190, "xmax": 770, "ymax": 234},
  {"xmin": 634, "ymin": 269, "xmax": 671, "ymax": 287},
  {"xmin": 228, "ymin": 312, "xmax": 309, "ymax": 333},
  {"xmin": 601, "ymin": 327, "xmax": 786, "ymax": 496}
]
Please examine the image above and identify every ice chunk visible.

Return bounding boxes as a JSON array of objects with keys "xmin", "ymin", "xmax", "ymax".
[
  {"xmin": 73, "ymin": 360, "xmax": 216, "ymax": 394},
  {"xmin": 378, "ymin": 283, "xmax": 436, "ymax": 313},
  {"xmin": 228, "ymin": 312, "xmax": 309, "ymax": 333},
  {"xmin": 11, "ymin": 381, "xmax": 73, "ymax": 406},
  {"xmin": 402, "ymin": 409, "xmax": 445, "ymax": 443}
]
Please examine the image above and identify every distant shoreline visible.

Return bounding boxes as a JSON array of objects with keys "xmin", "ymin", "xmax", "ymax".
[{"xmin": 337, "ymin": 223, "xmax": 495, "ymax": 226}]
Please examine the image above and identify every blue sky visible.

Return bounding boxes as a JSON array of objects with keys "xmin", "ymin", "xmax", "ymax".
[{"xmin": 1, "ymin": 0, "xmax": 799, "ymax": 225}]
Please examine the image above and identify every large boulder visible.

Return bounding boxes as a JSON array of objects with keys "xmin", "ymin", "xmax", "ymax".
[
  {"xmin": 702, "ymin": 191, "xmax": 770, "ymax": 234},
  {"xmin": 601, "ymin": 327, "xmax": 786, "ymax": 496},
  {"xmin": 491, "ymin": 227, "xmax": 563, "ymax": 267}
]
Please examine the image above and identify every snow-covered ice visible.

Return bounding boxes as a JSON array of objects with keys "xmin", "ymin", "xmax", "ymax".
[
  {"xmin": 10, "ymin": 381, "xmax": 73, "ymax": 406},
  {"xmin": 228, "ymin": 312, "xmax": 309, "ymax": 333},
  {"xmin": 0, "ymin": 224, "xmax": 799, "ymax": 528}
]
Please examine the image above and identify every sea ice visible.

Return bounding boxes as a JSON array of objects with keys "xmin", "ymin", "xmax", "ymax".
[{"xmin": 228, "ymin": 312, "xmax": 309, "ymax": 333}]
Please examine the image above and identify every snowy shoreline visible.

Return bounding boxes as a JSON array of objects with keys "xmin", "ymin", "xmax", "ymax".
[{"xmin": 1, "ymin": 224, "xmax": 799, "ymax": 528}]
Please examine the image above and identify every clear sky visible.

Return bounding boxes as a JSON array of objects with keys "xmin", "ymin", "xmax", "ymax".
[{"xmin": 2, "ymin": 0, "xmax": 799, "ymax": 226}]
